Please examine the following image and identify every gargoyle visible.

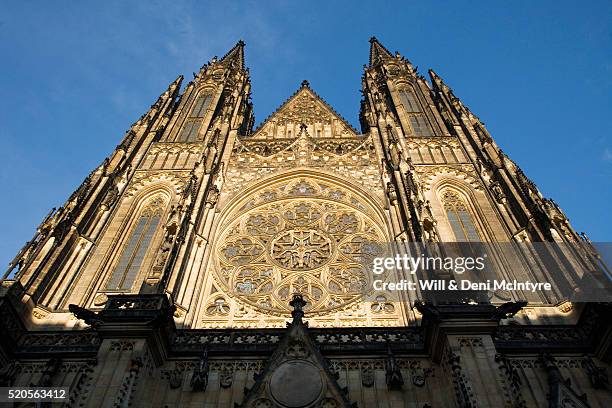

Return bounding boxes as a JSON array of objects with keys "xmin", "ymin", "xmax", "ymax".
[
  {"xmin": 493, "ymin": 301, "xmax": 527, "ymax": 319},
  {"xmin": 68, "ymin": 304, "xmax": 104, "ymax": 328}
]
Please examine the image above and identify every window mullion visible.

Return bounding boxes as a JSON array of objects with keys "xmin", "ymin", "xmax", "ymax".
[{"xmin": 118, "ymin": 215, "xmax": 151, "ymax": 289}]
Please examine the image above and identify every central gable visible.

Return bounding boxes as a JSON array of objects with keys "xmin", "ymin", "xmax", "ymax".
[{"xmin": 250, "ymin": 80, "xmax": 359, "ymax": 139}]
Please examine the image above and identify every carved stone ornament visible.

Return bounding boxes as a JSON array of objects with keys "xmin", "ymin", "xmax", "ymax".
[
  {"xmin": 205, "ymin": 296, "xmax": 230, "ymax": 316},
  {"xmin": 125, "ymin": 171, "xmax": 191, "ymax": 197},
  {"xmin": 250, "ymin": 87, "xmax": 358, "ymax": 139},
  {"xmin": 557, "ymin": 301, "xmax": 574, "ymax": 314},
  {"xmin": 219, "ymin": 370, "xmax": 233, "ymax": 388},
  {"xmin": 285, "ymin": 338, "xmax": 310, "ymax": 359},
  {"xmin": 252, "ymin": 398, "xmax": 273, "ymax": 408},
  {"xmin": 411, "ymin": 366, "xmax": 426, "ymax": 387},
  {"xmin": 190, "ymin": 347, "xmax": 209, "ymax": 392},
  {"xmin": 270, "ymin": 360, "xmax": 323, "ymax": 407},
  {"xmin": 385, "ymin": 347, "xmax": 404, "ymax": 390},
  {"xmin": 93, "ymin": 293, "xmax": 109, "ymax": 307},
  {"xmin": 214, "ymin": 177, "xmax": 387, "ymax": 317},
  {"xmin": 361, "ymin": 366, "xmax": 375, "ymax": 388},
  {"xmin": 239, "ymin": 295, "xmax": 353, "ymax": 408},
  {"xmin": 168, "ymin": 369, "xmax": 183, "ymax": 389},
  {"xmin": 415, "ymin": 164, "xmax": 481, "ymax": 191}
]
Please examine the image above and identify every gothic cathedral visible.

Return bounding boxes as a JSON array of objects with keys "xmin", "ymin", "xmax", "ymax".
[{"xmin": 1, "ymin": 39, "xmax": 610, "ymax": 407}]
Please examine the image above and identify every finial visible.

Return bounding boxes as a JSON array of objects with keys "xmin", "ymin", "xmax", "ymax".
[
  {"xmin": 238, "ymin": 39, "xmax": 245, "ymax": 47},
  {"xmin": 290, "ymin": 294, "xmax": 307, "ymax": 322},
  {"xmin": 300, "ymin": 79, "xmax": 309, "ymax": 88},
  {"xmin": 369, "ymin": 36, "xmax": 378, "ymax": 43}
]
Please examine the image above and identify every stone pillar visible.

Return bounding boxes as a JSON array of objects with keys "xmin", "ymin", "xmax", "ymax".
[
  {"xmin": 69, "ymin": 294, "xmax": 175, "ymax": 407},
  {"xmin": 417, "ymin": 301, "xmax": 525, "ymax": 408}
]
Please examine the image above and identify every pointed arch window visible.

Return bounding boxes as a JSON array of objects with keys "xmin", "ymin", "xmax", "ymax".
[
  {"xmin": 178, "ymin": 119, "xmax": 202, "ymax": 142},
  {"xmin": 177, "ymin": 93, "xmax": 212, "ymax": 142},
  {"xmin": 409, "ymin": 114, "xmax": 432, "ymax": 137},
  {"xmin": 442, "ymin": 191, "xmax": 480, "ymax": 242},
  {"xmin": 106, "ymin": 197, "xmax": 165, "ymax": 290},
  {"xmin": 190, "ymin": 94, "xmax": 211, "ymax": 118},
  {"xmin": 399, "ymin": 89, "xmax": 421, "ymax": 113}
]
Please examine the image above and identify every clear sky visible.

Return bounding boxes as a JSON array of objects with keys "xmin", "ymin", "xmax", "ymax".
[{"xmin": 0, "ymin": 1, "xmax": 610, "ymax": 268}]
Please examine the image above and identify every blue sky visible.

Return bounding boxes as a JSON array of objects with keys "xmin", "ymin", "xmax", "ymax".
[{"xmin": 1, "ymin": 1, "xmax": 611, "ymax": 268}]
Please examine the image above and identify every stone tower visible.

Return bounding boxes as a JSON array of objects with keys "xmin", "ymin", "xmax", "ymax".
[{"xmin": 0, "ymin": 39, "xmax": 610, "ymax": 407}]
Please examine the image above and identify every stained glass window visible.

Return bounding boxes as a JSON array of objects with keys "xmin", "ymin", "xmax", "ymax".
[
  {"xmin": 178, "ymin": 119, "xmax": 202, "ymax": 142},
  {"xmin": 106, "ymin": 199, "xmax": 164, "ymax": 290},
  {"xmin": 176, "ymin": 94, "xmax": 211, "ymax": 142},
  {"xmin": 191, "ymin": 95, "xmax": 211, "ymax": 118},
  {"xmin": 442, "ymin": 191, "xmax": 480, "ymax": 242},
  {"xmin": 399, "ymin": 90, "xmax": 421, "ymax": 112},
  {"xmin": 409, "ymin": 114, "xmax": 432, "ymax": 137}
]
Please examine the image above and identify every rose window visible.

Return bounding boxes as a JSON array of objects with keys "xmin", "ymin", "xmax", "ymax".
[
  {"xmin": 214, "ymin": 178, "xmax": 386, "ymax": 315},
  {"xmin": 271, "ymin": 229, "xmax": 332, "ymax": 270}
]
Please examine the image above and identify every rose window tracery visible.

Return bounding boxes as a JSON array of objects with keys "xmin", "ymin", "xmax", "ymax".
[
  {"xmin": 271, "ymin": 229, "xmax": 332, "ymax": 270},
  {"xmin": 214, "ymin": 178, "xmax": 386, "ymax": 316}
]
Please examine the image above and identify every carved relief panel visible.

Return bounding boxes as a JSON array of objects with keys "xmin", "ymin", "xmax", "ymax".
[{"xmin": 199, "ymin": 175, "xmax": 404, "ymax": 328}]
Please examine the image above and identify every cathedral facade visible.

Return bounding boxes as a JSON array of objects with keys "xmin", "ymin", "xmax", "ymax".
[{"xmin": 0, "ymin": 38, "xmax": 610, "ymax": 407}]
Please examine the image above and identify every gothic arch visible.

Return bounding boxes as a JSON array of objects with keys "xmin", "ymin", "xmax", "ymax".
[
  {"xmin": 417, "ymin": 165, "xmax": 481, "ymax": 192},
  {"xmin": 125, "ymin": 172, "xmax": 188, "ymax": 197},
  {"xmin": 195, "ymin": 84, "xmax": 216, "ymax": 93},
  {"xmin": 99, "ymin": 185, "xmax": 174, "ymax": 293},
  {"xmin": 219, "ymin": 168, "xmax": 390, "ymax": 234},
  {"xmin": 429, "ymin": 177, "xmax": 493, "ymax": 242},
  {"xmin": 209, "ymin": 169, "xmax": 393, "ymax": 318},
  {"xmin": 170, "ymin": 86, "xmax": 218, "ymax": 143}
]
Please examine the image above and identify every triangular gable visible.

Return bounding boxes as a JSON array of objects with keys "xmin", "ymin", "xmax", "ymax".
[
  {"xmin": 238, "ymin": 295, "xmax": 354, "ymax": 408},
  {"xmin": 251, "ymin": 81, "xmax": 359, "ymax": 139},
  {"xmin": 543, "ymin": 354, "xmax": 591, "ymax": 408}
]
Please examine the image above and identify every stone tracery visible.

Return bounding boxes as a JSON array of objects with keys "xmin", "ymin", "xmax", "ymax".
[{"xmin": 214, "ymin": 177, "xmax": 387, "ymax": 316}]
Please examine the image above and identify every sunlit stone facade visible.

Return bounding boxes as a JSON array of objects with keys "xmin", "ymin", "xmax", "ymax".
[{"xmin": 0, "ymin": 39, "xmax": 610, "ymax": 407}]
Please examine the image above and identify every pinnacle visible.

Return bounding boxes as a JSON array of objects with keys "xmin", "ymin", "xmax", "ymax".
[
  {"xmin": 368, "ymin": 35, "xmax": 394, "ymax": 66},
  {"xmin": 428, "ymin": 69, "xmax": 447, "ymax": 90},
  {"xmin": 219, "ymin": 39, "xmax": 246, "ymax": 69},
  {"xmin": 170, "ymin": 74, "xmax": 184, "ymax": 87},
  {"xmin": 160, "ymin": 75, "xmax": 183, "ymax": 98}
]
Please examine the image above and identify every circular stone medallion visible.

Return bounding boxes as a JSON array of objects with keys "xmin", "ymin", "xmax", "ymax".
[
  {"xmin": 270, "ymin": 229, "xmax": 332, "ymax": 271},
  {"xmin": 269, "ymin": 360, "xmax": 323, "ymax": 407}
]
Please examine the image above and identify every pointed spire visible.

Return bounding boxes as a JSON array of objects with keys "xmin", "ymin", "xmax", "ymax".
[
  {"xmin": 428, "ymin": 69, "xmax": 447, "ymax": 92},
  {"xmin": 369, "ymin": 36, "xmax": 394, "ymax": 66},
  {"xmin": 167, "ymin": 74, "xmax": 183, "ymax": 93},
  {"xmin": 428, "ymin": 68, "xmax": 474, "ymax": 116},
  {"xmin": 134, "ymin": 74, "xmax": 183, "ymax": 127},
  {"xmin": 220, "ymin": 39, "xmax": 245, "ymax": 69},
  {"xmin": 154, "ymin": 74, "xmax": 183, "ymax": 105}
]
